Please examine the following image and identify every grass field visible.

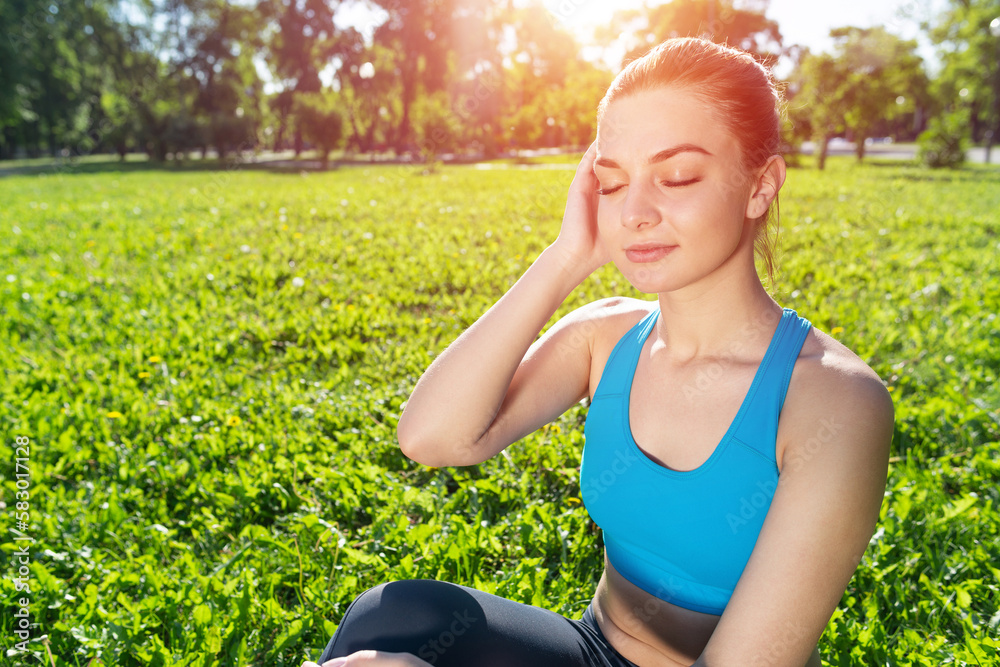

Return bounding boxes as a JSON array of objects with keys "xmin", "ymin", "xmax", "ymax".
[{"xmin": 1, "ymin": 156, "xmax": 998, "ymax": 666}]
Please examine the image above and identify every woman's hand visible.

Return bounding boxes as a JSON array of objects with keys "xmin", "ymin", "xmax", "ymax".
[
  {"xmin": 550, "ymin": 141, "xmax": 611, "ymax": 281},
  {"xmin": 302, "ymin": 650, "xmax": 433, "ymax": 667}
]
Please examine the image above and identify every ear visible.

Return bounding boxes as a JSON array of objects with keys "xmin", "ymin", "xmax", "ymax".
[{"xmin": 745, "ymin": 155, "xmax": 786, "ymax": 220}]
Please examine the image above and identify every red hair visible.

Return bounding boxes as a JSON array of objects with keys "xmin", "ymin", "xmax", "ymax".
[{"xmin": 598, "ymin": 38, "xmax": 784, "ymax": 284}]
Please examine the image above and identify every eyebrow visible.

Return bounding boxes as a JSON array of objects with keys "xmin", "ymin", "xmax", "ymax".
[{"xmin": 594, "ymin": 143, "xmax": 712, "ymax": 169}]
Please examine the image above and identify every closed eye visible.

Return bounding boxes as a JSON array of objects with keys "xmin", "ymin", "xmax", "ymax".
[
  {"xmin": 662, "ymin": 178, "xmax": 700, "ymax": 187},
  {"xmin": 596, "ymin": 185, "xmax": 625, "ymax": 196}
]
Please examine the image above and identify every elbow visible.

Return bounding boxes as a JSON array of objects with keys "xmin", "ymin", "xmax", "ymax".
[
  {"xmin": 396, "ymin": 418, "xmax": 445, "ymax": 467},
  {"xmin": 396, "ymin": 419, "xmax": 481, "ymax": 467},
  {"xmin": 397, "ymin": 424, "xmax": 434, "ymax": 466}
]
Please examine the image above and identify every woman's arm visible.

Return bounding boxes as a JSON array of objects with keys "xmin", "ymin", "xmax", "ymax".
[
  {"xmin": 397, "ymin": 143, "xmax": 610, "ymax": 467},
  {"xmin": 694, "ymin": 353, "xmax": 894, "ymax": 666}
]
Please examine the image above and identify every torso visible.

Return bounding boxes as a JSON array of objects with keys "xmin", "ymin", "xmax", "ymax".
[{"xmin": 584, "ymin": 298, "xmax": 839, "ymax": 666}]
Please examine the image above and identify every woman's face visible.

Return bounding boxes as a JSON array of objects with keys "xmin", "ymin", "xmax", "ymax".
[{"xmin": 594, "ymin": 86, "xmax": 758, "ymax": 295}]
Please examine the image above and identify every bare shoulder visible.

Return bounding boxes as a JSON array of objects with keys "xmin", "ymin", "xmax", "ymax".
[
  {"xmin": 777, "ymin": 326, "xmax": 895, "ymax": 470},
  {"xmin": 565, "ymin": 296, "xmax": 657, "ymax": 398},
  {"xmin": 577, "ymin": 296, "xmax": 658, "ymax": 346},
  {"xmin": 575, "ymin": 295, "xmax": 657, "ymax": 324}
]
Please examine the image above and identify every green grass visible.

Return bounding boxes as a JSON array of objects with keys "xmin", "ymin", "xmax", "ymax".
[{"xmin": 0, "ymin": 156, "xmax": 998, "ymax": 666}]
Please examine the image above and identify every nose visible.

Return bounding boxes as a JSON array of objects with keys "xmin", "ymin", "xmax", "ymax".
[{"xmin": 620, "ymin": 181, "xmax": 662, "ymax": 230}]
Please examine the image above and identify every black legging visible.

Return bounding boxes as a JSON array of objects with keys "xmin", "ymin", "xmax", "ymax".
[{"xmin": 316, "ymin": 579, "xmax": 640, "ymax": 666}]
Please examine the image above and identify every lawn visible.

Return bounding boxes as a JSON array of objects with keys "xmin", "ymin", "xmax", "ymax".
[{"xmin": 0, "ymin": 156, "xmax": 998, "ymax": 666}]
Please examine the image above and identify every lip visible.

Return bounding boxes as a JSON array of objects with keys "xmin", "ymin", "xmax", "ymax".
[{"xmin": 624, "ymin": 243, "xmax": 677, "ymax": 263}]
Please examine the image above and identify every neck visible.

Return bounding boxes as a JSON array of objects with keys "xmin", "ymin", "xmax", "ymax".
[{"xmin": 652, "ymin": 253, "xmax": 782, "ymax": 363}]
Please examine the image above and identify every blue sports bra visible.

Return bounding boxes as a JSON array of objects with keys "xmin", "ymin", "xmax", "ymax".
[{"xmin": 580, "ymin": 306, "xmax": 812, "ymax": 615}]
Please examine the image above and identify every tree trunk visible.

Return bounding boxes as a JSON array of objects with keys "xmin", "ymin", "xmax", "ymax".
[
  {"xmin": 817, "ymin": 134, "xmax": 830, "ymax": 170},
  {"xmin": 395, "ymin": 68, "xmax": 417, "ymax": 154}
]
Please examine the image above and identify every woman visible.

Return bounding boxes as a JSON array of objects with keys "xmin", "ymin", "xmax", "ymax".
[{"xmin": 306, "ymin": 37, "xmax": 894, "ymax": 667}]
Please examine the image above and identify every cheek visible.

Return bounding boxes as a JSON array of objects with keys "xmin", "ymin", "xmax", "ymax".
[{"xmin": 596, "ymin": 199, "xmax": 619, "ymax": 234}]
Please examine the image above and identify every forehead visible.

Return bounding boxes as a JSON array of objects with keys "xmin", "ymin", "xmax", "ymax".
[{"xmin": 596, "ymin": 86, "xmax": 739, "ymax": 162}]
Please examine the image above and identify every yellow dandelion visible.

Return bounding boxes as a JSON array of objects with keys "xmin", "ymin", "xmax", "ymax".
[
  {"xmin": 294, "ymin": 232, "xmax": 303, "ymax": 239},
  {"xmin": 147, "ymin": 355, "xmax": 162, "ymax": 363},
  {"xmin": 226, "ymin": 415, "xmax": 242, "ymax": 427},
  {"xmin": 106, "ymin": 411, "xmax": 124, "ymax": 419},
  {"xmin": 831, "ymin": 326, "xmax": 844, "ymax": 336},
  {"xmin": 86, "ymin": 240, "xmax": 96, "ymax": 247},
  {"xmin": 566, "ymin": 497, "xmax": 581, "ymax": 505},
  {"xmin": 138, "ymin": 371, "xmax": 151, "ymax": 379}
]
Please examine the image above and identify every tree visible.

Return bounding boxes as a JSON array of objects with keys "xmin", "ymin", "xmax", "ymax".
[
  {"xmin": 0, "ymin": 0, "xmax": 131, "ymax": 159},
  {"xmin": 930, "ymin": 0, "xmax": 1000, "ymax": 163},
  {"xmin": 294, "ymin": 91, "xmax": 345, "ymax": 169},
  {"xmin": 829, "ymin": 27, "xmax": 928, "ymax": 161},
  {"xmin": 918, "ymin": 109, "xmax": 969, "ymax": 168},
  {"xmin": 600, "ymin": 0, "xmax": 783, "ymax": 67},
  {"xmin": 500, "ymin": 0, "xmax": 596, "ymax": 150},
  {"xmin": 337, "ymin": 42, "xmax": 401, "ymax": 154},
  {"xmin": 370, "ymin": 0, "xmax": 456, "ymax": 152},
  {"xmin": 259, "ymin": 0, "xmax": 341, "ymax": 155},
  {"xmin": 789, "ymin": 27, "xmax": 928, "ymax": 167},
  {"xmin": 788, "ymin": 51, "xmax": 847, "ymax": 170},
  {"xmin": 180, "ymin": 0, "xmax": 264, "ymax": 157}
]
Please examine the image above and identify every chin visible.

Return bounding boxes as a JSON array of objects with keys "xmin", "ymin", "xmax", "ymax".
[{"xmin": 618, "ymin": 265, "xmax": 679, "ymax": 294}]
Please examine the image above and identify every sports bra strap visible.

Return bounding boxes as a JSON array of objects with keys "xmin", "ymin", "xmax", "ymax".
[
  {"xmin": 732, "ymin": 309, "xmax": 812, "ymax": 461},
  {"xmin": 593, "ymin": 308, "xmax": 660, "ymax": 398}
]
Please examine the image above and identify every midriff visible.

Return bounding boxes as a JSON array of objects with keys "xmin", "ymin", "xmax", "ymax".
[
  {"xmin": 592, "ymin": 555, "xmax": 719, "ymax": 666},
  {"xmin": 592, "ymin": 554, "xmax": 823, "ymax": 666}
]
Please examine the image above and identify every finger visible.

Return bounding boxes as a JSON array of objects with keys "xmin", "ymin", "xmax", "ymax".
[
  {"xmin": 582, "ymin": 141, "xmax": 598, "ymax": 169},
  {"xmin": 574, "ymin": 148, "xmax": 601, "ymax": 186}
]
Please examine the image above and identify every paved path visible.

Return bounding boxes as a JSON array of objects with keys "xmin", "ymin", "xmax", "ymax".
[{"xmin": 800, "ymin": 141, "xmax": 999, "ymax": 164}]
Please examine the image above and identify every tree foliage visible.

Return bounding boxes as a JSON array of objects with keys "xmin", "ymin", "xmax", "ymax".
[
  {"xmin": 0, "ymin": 0, "xmax": 979, "ymax": 168},
  {"xmin": 918, "ymin": 110, "xmax": 969, "ymax": 168},
  {"xmin": 789, "ymin": 27, "xmax": 928, "ymax": 168},
  {"xmin": 929, "ymin": 0, "xmax": 1000, "ymax": 163},
  {"xmin": 294, "ymin": 91, "xmax": 345, "ymax": 169},
  {"xmin": 601, "ymin": 0, "xmax": 783, "ymax": 66}
]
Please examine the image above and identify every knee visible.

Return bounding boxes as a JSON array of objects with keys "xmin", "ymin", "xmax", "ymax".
[{"xmin": 339, "ymin": 579, "xmax": 473, "ymax": 631}]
